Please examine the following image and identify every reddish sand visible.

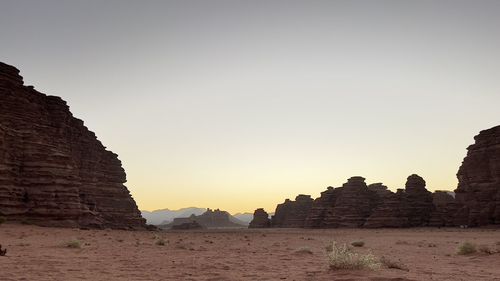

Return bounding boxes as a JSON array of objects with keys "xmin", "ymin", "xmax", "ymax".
[{"xmin": 1, "ymin": 224, "xmax": 499, "ymax": 281}]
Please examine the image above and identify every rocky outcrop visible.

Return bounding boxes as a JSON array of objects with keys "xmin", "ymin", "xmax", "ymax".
[
  {"xmin": 322, "ymin": 177, "xmax": 378, "ymax": 227},
  {"xmin": 429, "ymin": 191, "xmax": 460, "ymax": 227},
  {"xmin": 402, "ymin": 174, "xmax": 435, "ymax": 226},
  {"xmin": 171, "ymin": 221, "xmax": 204, "ymax": 230},
  {"xmin": 275, "ymin": 175, "xmax": 444, "ymax": 228},
  {"xmin": 304, "ymin": 187, "xmax": 338, "ymax": 228},
  {"xmin": 0, "ymin": 62, "xmax": 146, "ymax": 229},
  {"xmin": 271, "ymin": 194, "xmax": 313, "ymax": 227},
  {"xmin": 248, "ymin": 208, "xmax": 271, "ymax": 228},
  {"xmin": 163, "ymin": 209, "xmax": 245, "ymax": 229},
  {"xmin": 455, "ymin": 125, "xmax": 500, "ymax": 226},
  {"xmin": 364, "ymin": 187, "xmax": 407, "ymax": 228}
]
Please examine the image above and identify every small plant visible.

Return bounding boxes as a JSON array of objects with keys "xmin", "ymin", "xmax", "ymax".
[
  {"xmin": 351, "ymin": 240, "xmax": 365, "ymax": 247},
  {"xmin": 294, "ymin": 246, "xmax": 313, "ymax": 255},
  {"xmin": 64, "ymin": 239, "xmax": 82, "ymax": 249},
  {"xmin": 380, "ymin": 256, "xmax": 409, "ymax": 271},
  {"xmin": 0, "ymin": 216, "xmax": 6, "ymax": 225},
  {"xmin": 457, "ymin": 241, "xmax": 476, "ymax": 255},
  {"xmin": 478, "ymin": 245, "xmax": 493, "ymax": 255},
  {"xmin": 155, "ymin": 238, "xmax": 167, "ymax": 246},
  {"xmin": 327, "ymin": 241, "xmax": 380, "ymax": 270}
]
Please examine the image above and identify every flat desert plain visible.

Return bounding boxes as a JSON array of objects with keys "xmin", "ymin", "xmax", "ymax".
[{"xmin": 1, "ymin": 224, "xmax": 499, "ymax": 281}]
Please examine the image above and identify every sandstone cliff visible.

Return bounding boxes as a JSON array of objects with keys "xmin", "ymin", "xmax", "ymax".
[
  {"xmin": 455, "ymin": 125, "xmax": 500, "ymax": 226},
  {"xmin": 0, "ymin": 62, "xmax": 146, "ymax": 229},
  {"xmin": 267, "ymin": 175, "xmax": 442, "ymax": 228}
]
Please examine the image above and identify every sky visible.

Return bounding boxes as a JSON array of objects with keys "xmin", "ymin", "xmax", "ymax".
[{"xmin": 1, "ymin": 0, "xmax": 499, "ymax": 214}]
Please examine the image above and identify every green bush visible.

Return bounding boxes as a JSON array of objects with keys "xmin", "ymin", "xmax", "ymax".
[{"xmin": 0, "ymin": 216, "xmax": 6, "ymax": 225}]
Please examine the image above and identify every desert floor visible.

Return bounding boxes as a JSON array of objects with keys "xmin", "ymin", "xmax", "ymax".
[{"xmin": 1, "ymin": 224, "xmax": 499, "ymax": 281}]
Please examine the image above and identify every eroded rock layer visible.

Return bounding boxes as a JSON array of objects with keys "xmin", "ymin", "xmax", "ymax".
[
  {"xmin": 0, "ymin": 62, "xmax": 146, "ymax": 229},
  {"xmin": 271, "ymin": 195, "xmax": 313, "ymax": 227},
  {"xmin": 269, "ymin": 175, "xmax": 444, "ymax": 228},
  {"xmin": 455, "ymin": 125, "xmax": 500, "ymax": 226}
]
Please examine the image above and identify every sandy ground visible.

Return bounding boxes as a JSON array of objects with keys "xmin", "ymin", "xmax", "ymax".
[{"xmin": 1, "ymin": 224, "xmax": 499, "ymax": 281}]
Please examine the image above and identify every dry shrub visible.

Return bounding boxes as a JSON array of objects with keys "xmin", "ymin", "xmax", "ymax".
[
  {"xmin": 380, "ymin": 256, "xmax": 409, "ymax": 271},
  {"xmin": 327, "ymin": 242, "xmax": 380, "ymax": 270},
  {"xmin": 0, "ymin": 217, "xmax": 6, "ymax": 225},
  {"xmin": 457, "ymin": 241, "xmax": 476, "ymax": 255},
  {"xmin": 155, "ymin": 238, "xmax": 167, "ymax": 246},
  {"xmin": 478, "ymin": 245, "xmax": 494, "ymax": 255},
  {"xmin": 64, "ymin": 239, "xmax": 82, "ymax": 249},
  {"xmin": 294, "ymin": 246, "xmax": 313, "ymax": 255}
]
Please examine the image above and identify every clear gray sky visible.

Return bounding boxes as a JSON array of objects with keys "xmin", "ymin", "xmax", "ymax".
[{"xmin": 1, "ymin": 0, "xmax": 499, "ymax": 213}]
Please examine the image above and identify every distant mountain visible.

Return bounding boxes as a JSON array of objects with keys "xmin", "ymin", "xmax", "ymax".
[
  {"xmin": 161, "ymin": 209, "xmax": 247, "ymax": 229},
  {"xmin": 141, "ymin": 207, "xmax": 206, "ymax": 225},
  {"xmin": 232, "ymin": 213, "xmax": 253, "ymax": 225}
]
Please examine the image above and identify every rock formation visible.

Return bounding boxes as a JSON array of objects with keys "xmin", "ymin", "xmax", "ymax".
[
  {"xmin": 322, "ymin": 177, "xmax": 378, "ymax": 227},
  {"xmin": 271, "ymin": 194, "xmax": 313, "ymax": 227},
  {"xmin": 304, "ymin": 187, "xmax": 338, "ymax": 228},
  {"xmin": 0, "ymin": 62, "xmax": 146, "ymax": 229},
  {"xmin": 273, "ymin": 175, "xmax": 442, "ymax": 228},
  {"xmin": 428, "ymin": 191, "xmax": 459, "ymax": 227},
  {"xmin": 402, "ymin": 174, "xmax": 435, "ymax": 226},
  {"xmin": 163, "ymin": 208, "xmax": 245, "ymax": 229},
  {"xmin": 248, "ymin": 208, "xmax": 271, "ymax": 228},
  {"xmin": 171, "ymin": 221, "xmax": 204, "ymax": 230},
  {"xmin": 363, "ymin": 186, "xmax": 407, "ymax": 228},
  {"xmin": 455, "ymin": 125, "xmax": 500, "ymax": 226},
  {"xmin": 264, "ymin": 126, "xmax": 500, "ymax": 229}
]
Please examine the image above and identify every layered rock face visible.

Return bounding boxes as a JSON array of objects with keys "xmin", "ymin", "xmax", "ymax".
[
  {"xmin": 0, "ymin": 62, "xmax": 146, "ymax": 229},
  {"xmin": 271, "ymin": 195, "xmax": 313, "ymax": 227},
  {"xmin": 259, "ymin": 126, "xmax": 500, "ymax": 229},
  {"xmin": 455, "ymin": 125, "xmax": 500, "ymax": 226},
  {"xmin": 429, "ymin": 191, "xmax": 460, "ymax": 227},
  {"xmin": 402, "ymin": 174, "xmax": 435, "ymax": 226},
  {"xmin": 267, "ymin": 175, "xmax": 441, "ymax": 228},
  {"xmin": 248, "ymin": 208, "xmax": 271, "ymax": 228},
  {"xmin": 322, "ymin": 177, "xmax": 378, "ymax": 227}
]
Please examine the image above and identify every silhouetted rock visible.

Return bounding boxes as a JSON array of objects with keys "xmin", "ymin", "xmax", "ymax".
[
  {"xmin": 304, "ymin": 187, "xmax": 338, "ymax": 228},
  {"xmin": 364, "ymin": 187, "xmax": 407, "ymax": 228},
  {"xmin": 402, "ymin": 174, "xmax": 435, "ymax": 226},
  {"xmin": 429, "ymin": 191, "xmax": 460, "ymax": 227},
  {"xmin": 0, "ymin": 62, "xmax": 146, "ymax": 229},
  {"xmin": 322, "ymin": 177, "xmax": 378, "ymax": 227},
  {"xmin": 272, "ymin": 194, "xmax": 313, "ymax": 227},
  {"xmin": 163, "ymin": 208, "xmax": 245, "ymax": 229},
  {"xmin": 248, "ymin": 208, "xmax": 271, "ymax": 228},
  {"xmin": 455, "ymin": 125, "xmax": 500, "ymax": 226},
  {"xmin": 171, "ymin": 221, "xmax": 204, "ymax": 230}
]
